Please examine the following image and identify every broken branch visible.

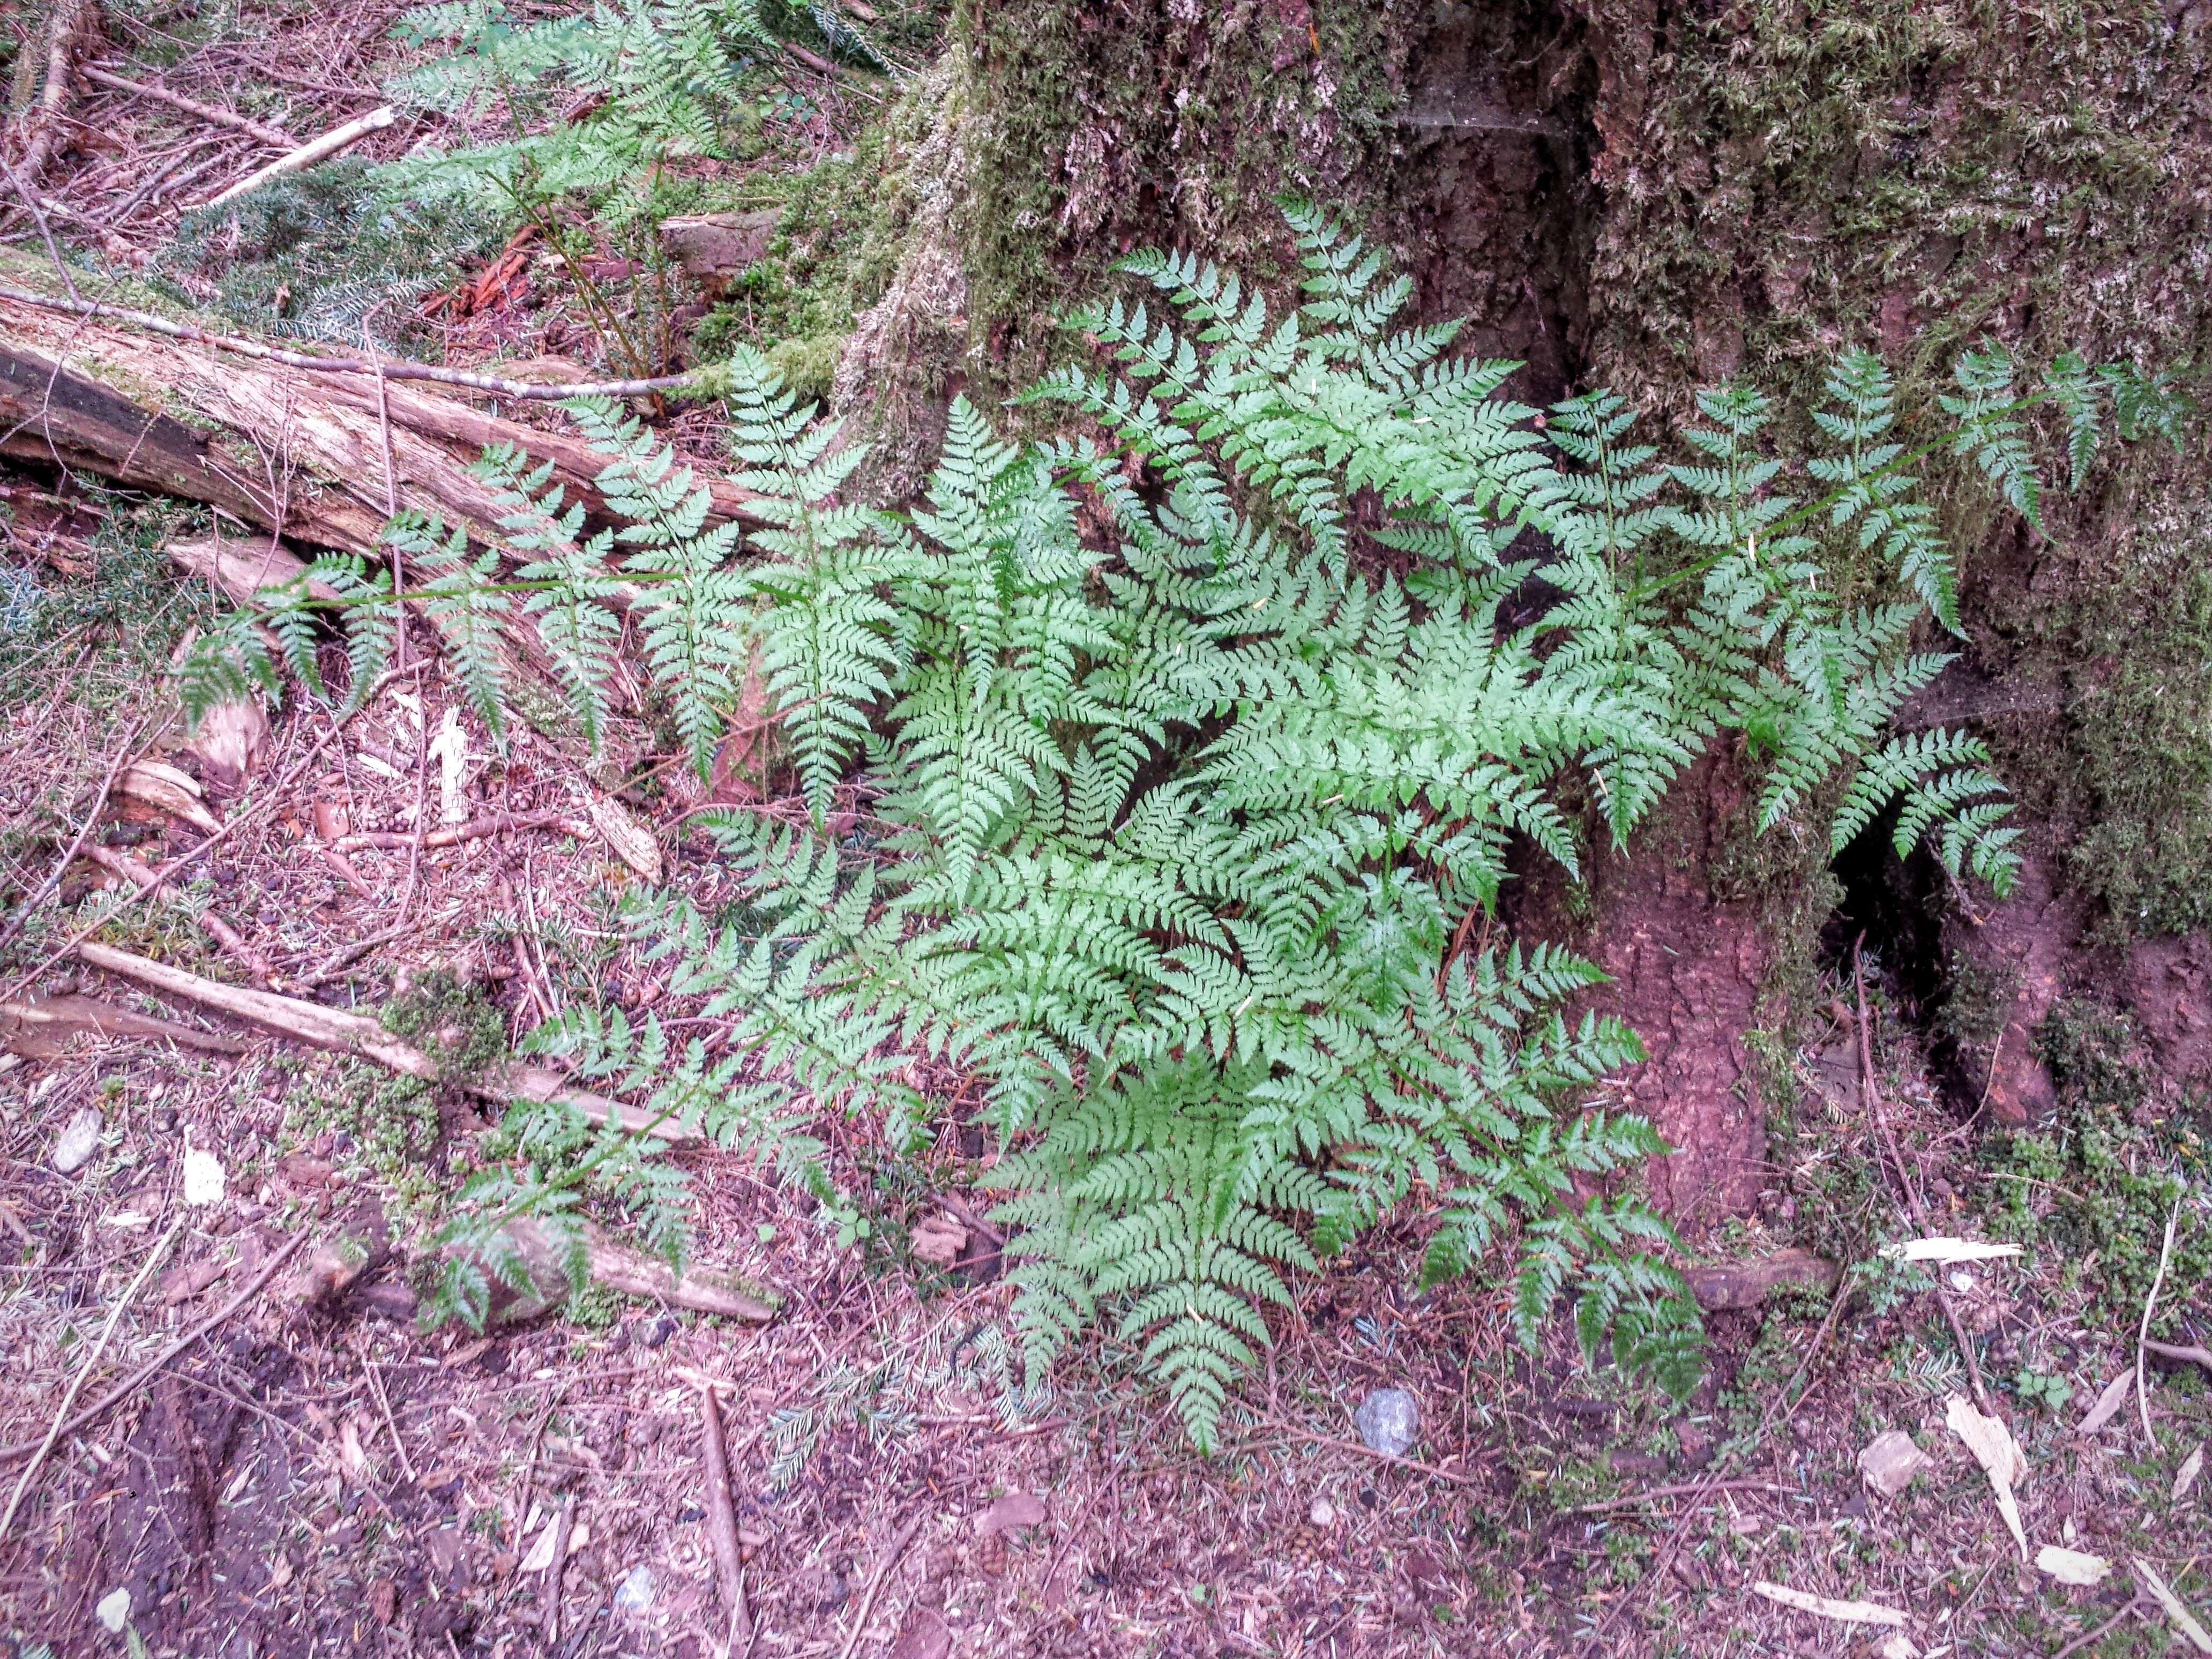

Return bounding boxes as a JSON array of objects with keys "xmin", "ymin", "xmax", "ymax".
[
  {"xmin": 698, "ymin": 1380, "xmax": 750, "ymax": 1639},
  {"xmin": 72, "ymin": 940, "xmax": 703, "ymax": 1142},
  {"xmin": 79, "ymin": 64, "xmax": 298, "ymax": 148},
  {"xmin": 203, "ymin": 104, "xmax": 397, "ymax": 207}
]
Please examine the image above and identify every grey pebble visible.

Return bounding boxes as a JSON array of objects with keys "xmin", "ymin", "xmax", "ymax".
[
  {"xmin": 51, "ymin": 1107, "xmax": 103, "ymax": 1175},
  {"xmin": 613, "ymin": 1563, "xmax": 654, "ymax": 1614},
  {"xmin": 1354, "ymin": 1387, "xmax": 1419, "ymax": 1459}
]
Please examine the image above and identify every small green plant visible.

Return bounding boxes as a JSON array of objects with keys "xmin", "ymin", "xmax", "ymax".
[
  {"xmin": 2011, "ymin": 1367, "xmax": 2074, "ymax": 1414},
  {"xmin": 380, "ymin": 968, "xmax": 510, "ymax": 1083},
  {"xmin": 1981, "ymin": 1000, "xmax": 2212, "ymax": 1328}
]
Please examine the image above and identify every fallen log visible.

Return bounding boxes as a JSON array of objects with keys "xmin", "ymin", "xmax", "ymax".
[
  {"xmin": 0, "ymin": 274, "xmax": 760, "ymax": 548},
  {"xmin": 73, "ymin": 940, "xmax": 705, "ymax": 1143}
]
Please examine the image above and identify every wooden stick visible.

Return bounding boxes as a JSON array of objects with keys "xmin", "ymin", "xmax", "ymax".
[
  {"xmin": 335, "ymin": 809, "xmax": 591, "ymax": 852},
  {"xmin": 2144, "ymin": 1339, "xmax": 2212, "ymax": 1374},
  {"xmin": 79, "ymin": 65, "xmax": 298, "ymax": 148},
  {"xmin": 0, "ymin": 992, "xmax": 251, "ymax": 1057},
  {"xmin": 2137, "ymin": 1194, "xmax": 2182, "ymax": 1446},
  {"xmin": 72, "ymin": 940, "xmax": 703, "ymax": 1142},
  {"xmin": 203, "ymin": 105, "xmax": 397, "ymax": 207},
  {"xmin": 0, "ymin": 1222, "xmax": 180, "ymax": 1538},
  {"xmin": 698, "ymin": 1382, "xmax": 750, "ymax": 1639},
  {"xmin": 0, "ymin": 1228, "xmax": 307, "ymax": 1464},
  {"xmin": 835, "ymin": 1511, "xmax": 925, "ymax": 1659}
]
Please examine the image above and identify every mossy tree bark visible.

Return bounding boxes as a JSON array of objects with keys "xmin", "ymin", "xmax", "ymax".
[{"xmin": 895, "ymin": 0, "xmax": 2212, "ymax": 1228}]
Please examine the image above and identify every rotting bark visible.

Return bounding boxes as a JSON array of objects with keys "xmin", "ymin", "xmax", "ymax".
[{"xmin": 0, "ymin": 287, "xmax": 759, "ymax": 554}]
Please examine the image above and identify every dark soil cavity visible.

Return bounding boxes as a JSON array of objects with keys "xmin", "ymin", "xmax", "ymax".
[
  {"xmin": 1822, "ymin": 813, "xmax": 1952, "ymax": 1030},
  {"xmin": 1394, "ymin": 0, "xmax": 1602, "ymax": 401}
]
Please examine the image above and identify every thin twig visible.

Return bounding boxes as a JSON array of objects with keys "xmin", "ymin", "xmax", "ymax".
[
  {"xmin": 77, "ymin": 841, "xmax": 274, "ymax": 983},
  {"xmin": 0, "ymin": 715, "xmax": 144, "ymax": 959},
  {"xmin": 357, "ymin": 1332, "xmax": 419, "ymax": 1483},
  {"xmin": 2138, "ymin": 1193, "xmax": 2183, "ymax": 1447},
  {"xmin": 1776, "ymin": 1274, "xmax": 1855, "ymax": 1427},
  {"xmin": 1568, "ymin": 1477, "xmax": 1801, "ymax": 1514},
  {"xmin": 303, "ymin": 710, "xmax": 431, "ymax": 985},
  {"xmin": 0, "ymin": 148, "xmax": 83, "ymax": 304},
  {"xmin": 0, "ymin": 719, "xmax": 346, "ymax": 1001},
  {"xmin": 79, "ymin": 64, "xmax": 298, "ymax": 148},
  {"xmin": 835, "ymin": 1510, "xmax": 926, "ymax": 1659},
  {"xmin": 1257, "ymin": 1416, "xmax": 1485, "ymax": 1487},
  {"xmin": 0, "ymin": 1229, "xmax": 311, "ymax": 1463},
  {"xmin": 0, "ymin": 1221, "xmax": 181, "ymax": 1540},
  {"xmin": 0, "ymin": 282, "xmax": 727, "ymax": 401},
  {"xmin": 1855, "ymin": 938, "xmax": 1991, "ymax": 1410},
  {"xmin": 2052, "ymin": 1591, "xmax": 2151, "ymax": 1659}
]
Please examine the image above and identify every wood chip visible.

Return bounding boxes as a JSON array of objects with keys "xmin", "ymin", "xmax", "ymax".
[
  {"xmin": 1857, "ymin": 1429, "xmax": 1933, "ymax": 1497},
  {"xmin": 1750, "ymin": 1581, "xmax": 1908, "ymax": 1626},
  {"xmin": 1884, "ymin": 1237, "xmax": 2023, "ymax": 1266},
  {"xmin": 116, "ymin": 760, "xmax": 222, "ymax": 835},
  {"xmin": 2135, "ymin": 1558, "xmax": 2212, "ymax": 1653},
  {"xmin": 586, "ymin": 794, "xmax": 662, "ymax": 881},
  {"xmin": 2175, "ymin": 1442, "xmax": 2206, "ymax": 1505},
  {"xmin": 974, "ymin": 1492, "xmax": 1048, "ymax": 1536},
  {"xmin": 909, "ymin": 1214, "xmax": 968, "ymax": 1268},
  {"xmin": 1945, "ymin": 1394, "xmax": 2029, "ymax": 1558},
  {"xmin": 2035, "ymin": 1545, "xmax": 2112, "ymax": 1586},
  {"xmin": 2078, "ymin": 1371, "xmax": 2134, "ymax": 1434},
  {"xmin": 519, "ymin": 1508, "xmax": 562, "ymax": 1574}
]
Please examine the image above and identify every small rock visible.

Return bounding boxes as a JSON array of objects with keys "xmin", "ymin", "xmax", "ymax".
[
  {"xmin": 95, "ymin": 1587, "xmax": 131, "ymax": 1633},
  {"xmin": 1354, "ymin": 1388, "xmax": 1419, "ymax": 1459},
  {"xmin": 52, "ymin": 1106, "xmax": 103, "ymax": 1174},
  {"xmin": 1858, "ymin": 1428, "xmax": 1934, "ymax": 1497},
  {"xmin": 613, "ymin": 1563, "xmax": 655, "ymax": 1615},
  {"xmin": 1307, "ymin": 1496, "xmax": 1336, "ymax": 1528},
  {"xmin": 637, "ymin": 1316, "xmax": 674, "ymax": 1349}
]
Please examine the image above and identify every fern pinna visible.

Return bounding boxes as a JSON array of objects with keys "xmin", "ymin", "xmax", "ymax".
[{"xmin": 176, "ymin": 205, "xmax": 2186, "ymax": 1450}]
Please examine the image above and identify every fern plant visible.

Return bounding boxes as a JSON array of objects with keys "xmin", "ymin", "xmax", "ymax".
[
  {"xmin": 216, "ymin": 203, "xmax": 2192, "ymax": 1451},
  {"xmin": 382, "ymin": 0, "xmax": 775, "ymax": 224}
]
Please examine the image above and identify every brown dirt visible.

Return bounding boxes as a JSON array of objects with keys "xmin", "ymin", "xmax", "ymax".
[{"xmin": 1535, "ymin": 755, "xmax": 1778, "ymax": 1239}]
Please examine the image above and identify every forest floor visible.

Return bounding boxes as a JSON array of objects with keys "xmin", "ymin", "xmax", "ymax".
[{"xmin": 3, "ymin": 2, "xmax": 2210, "ymax": 1656}]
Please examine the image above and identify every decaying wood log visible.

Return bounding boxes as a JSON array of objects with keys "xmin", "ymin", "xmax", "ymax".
[{"xmin": 0, "ymin": 277, "xmax": 758, "ymax": 549}]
